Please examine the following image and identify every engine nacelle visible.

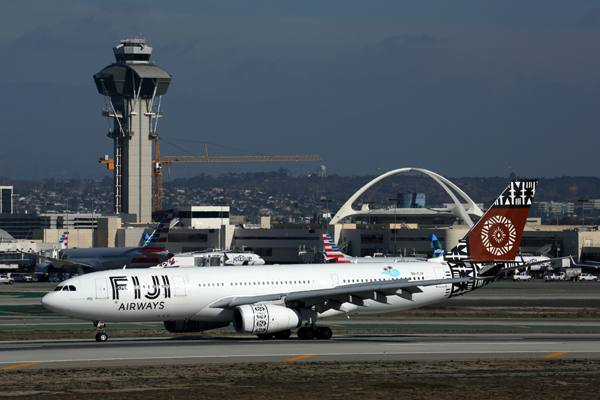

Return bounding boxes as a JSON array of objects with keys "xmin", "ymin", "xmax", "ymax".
[
  {"xmin": 164, "ymin": 320, "xmax": 229, "ymax": 333},
  {"xmin": 233, "ymin": 304, "xmax": 301, "ymax": 334}
]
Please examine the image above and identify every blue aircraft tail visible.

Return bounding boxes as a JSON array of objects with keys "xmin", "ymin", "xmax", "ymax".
[{"xmin": 429, "ymin": 234, "xmax": 445, "ymax": 258}]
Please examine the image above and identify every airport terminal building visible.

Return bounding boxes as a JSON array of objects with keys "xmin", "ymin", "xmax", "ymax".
[{"xmin": 4, "ymin": 168, "xmax": 600, "ymax": 270}]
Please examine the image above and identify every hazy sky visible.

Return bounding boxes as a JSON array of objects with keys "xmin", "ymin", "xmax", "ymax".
[{"xmin": 1, "ymin": 1, "xmax": 600, "ymax": 180}]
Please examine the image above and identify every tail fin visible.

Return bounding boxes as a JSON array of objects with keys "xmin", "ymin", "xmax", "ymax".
[
  {"xmin": 141, "ymin": 232, "xmax": 151, "ymax": 246},
  {"xmin": 322, "ymin": 231, "xmax": 351, "ymax": 263},
  {"xmin": 429, "ymin": 234, "xmax": 445, "ymax": 258},
  {"xmin": 58, "ymin": 232, "xmax": 69, "ymax": 249},
  {"xmin": 445, "ymin": 180, "xmax": 537, "ymax": 263},
  {"xmin": 142, "ymin": 209, "xmax": 173, "ymax": 251}
]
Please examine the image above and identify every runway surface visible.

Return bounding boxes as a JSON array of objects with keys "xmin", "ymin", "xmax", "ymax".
[
  {"xmin": 2, "ymin": 280, "xmax": 600, "ymax": 370},
  {"xmin": 1, "ymin": 332, "xmax": 598, "ymax": 370}
]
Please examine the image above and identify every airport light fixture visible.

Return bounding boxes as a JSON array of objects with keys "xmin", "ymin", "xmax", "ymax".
[
  {"xmin": 320, "ymin": 198, "xmax": 332, "ymax": 222},
  {"xmin": 578, "ymin": 199, "xmax": 589, "ymax": 226},
  {"xmin": 217, "ymin": 200, "xmax": 227, "ymax": 249},
  {"xmin": 388, "ymin": 198, "xmax": 399, "ymax": 254}
]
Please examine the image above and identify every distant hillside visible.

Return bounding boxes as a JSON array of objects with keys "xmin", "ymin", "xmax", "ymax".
[
  {"xmin": 166, "ymin": 172, "xmax": 600, "ymax": 206},
  {"xmin": 3, "ymin": 172, "xmax": 600, "ymax": 216}
]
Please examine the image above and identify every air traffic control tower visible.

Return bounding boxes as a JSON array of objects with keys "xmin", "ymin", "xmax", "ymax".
[{"xmin": 93, "ymin": 39, "xmax": 171, "ymax": 223}]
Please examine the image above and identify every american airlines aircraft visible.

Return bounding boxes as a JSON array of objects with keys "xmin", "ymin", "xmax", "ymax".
[
  {"xmin": 32, "ymin": 210, "xmax": 174, "ymax": 275},
  {"xmin": 321, "ymin": 231, "xmax": 424, "ymax": 263},
  {"xmin": 42, "ymin": 180, "xmax": 537, "ymax": 342}
]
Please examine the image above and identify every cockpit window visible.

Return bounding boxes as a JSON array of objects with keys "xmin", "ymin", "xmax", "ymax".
[
  {"xmin": 62, "ymin": 286, "xmax": 69, "ymax": 291},
  {"xmin": 54, "ymin": 286, "xmax": 63, "ymax": 292},
  {"xmin": 68, "ymin": 285, "xmax": 76, "ymax": 291}
]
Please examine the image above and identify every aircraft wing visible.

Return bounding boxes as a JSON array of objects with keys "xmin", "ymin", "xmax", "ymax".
[
  {"xmin": 568, "ymin": 256, "xmax": 600, "ymax": 269},
  {"xmin": 208, "ymin": 276, "xmax": 470, "ymax": 310},
  {"xmin": 19, "ymin": 250, "xmax": 97, "ymax": 271},
  {"xmin": 476, "ymin": 257, "xmax": 569, "ymax": 279}
]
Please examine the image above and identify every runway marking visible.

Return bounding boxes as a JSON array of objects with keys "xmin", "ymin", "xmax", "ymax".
[
  {"xmin": 502, "ymin": 325, "xmax": 531, "ymax": 328},
  {"xmin": 2, "ymin": 350, "xmax": 596, "ymax": 367},
  {"xmin": 544, "ymin": 352, "xmax": 569, "ymax": 358},
  {"xmin": 1, "ymin": 362, "xmax": 44, "ymax": 370},
  {"xmin": 382, "ymin": 342, "xmax": 559, "ymax": 346},
  {"xmin": 285, "ymin": 355, "xmax": 315, "ymax": 362}
]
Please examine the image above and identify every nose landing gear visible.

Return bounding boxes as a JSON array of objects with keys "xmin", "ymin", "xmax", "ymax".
[{"xmin": 94, "ymin": 321, "xmax": 108, "ymax": 342}]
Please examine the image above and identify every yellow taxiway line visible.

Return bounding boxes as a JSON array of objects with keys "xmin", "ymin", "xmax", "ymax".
[
  {"xmin": 544, "ymin": 352, "xmax": 569, "ymax": 358},
  {"xmin": 1, "ymin": 362, "xmax": 45, "ymax": 370},
  {"xmin": 285, "ymin": 355, "xmax": 315, "ymax": 362}
]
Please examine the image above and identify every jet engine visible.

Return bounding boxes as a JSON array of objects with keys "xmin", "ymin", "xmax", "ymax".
[
  {"xmin": 232, "ymin": 304, "xmax": 301, "ymax": 334},
  {"xmin": 164, "ymin": 320, "xmax": 229, "ymax": 333}
]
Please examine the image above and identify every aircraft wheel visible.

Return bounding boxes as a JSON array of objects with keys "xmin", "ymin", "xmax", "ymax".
[
  {"xmin": 95, "ymin": 332, "xmax": 108, "ymax": 342},
  {"xmin": 302, "ymin": 327, "xmax": 315, "ymax": 340},
  {"xmin": 318, "ymin": 327, "xmax": 332, "ymax": 340},
  {"xmin": 274, "ymin": 329, "xmax": 291, "ymax": 339},
  {"xmin": 257, "ymin": 333, "xmax": 274, "ymax": 340},
  {"xmin": 297, "ymin": 327, "xmax": 305, "ymax": 339}
]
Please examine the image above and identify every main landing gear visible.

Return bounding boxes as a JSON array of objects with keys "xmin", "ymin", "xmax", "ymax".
[
  {"xmin": 297, "ymin": 326, "xmax": 332, "ymax": 340},
  {"xmin": 94, "ymin": 321, "xmax": 108, "ymax": 342},
  {"xmin": 256, "ymin": 329, "xmax": 292, "ymax": 340},
  {"xmin": 255, "ymin": 326, "xmax": 332, "ymax": 340}
]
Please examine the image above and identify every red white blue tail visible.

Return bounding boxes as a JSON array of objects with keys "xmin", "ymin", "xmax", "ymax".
[
  {"xmin": 58, "ymin": 232, "xmax": 69, "ymax": 249},
  {"xmin": 142, "ymin": 209, "xmax": 173, "ymax": 251},
  {"xmin": 322, "ymin": 231, "xmax": 351, "ymax": 263}
]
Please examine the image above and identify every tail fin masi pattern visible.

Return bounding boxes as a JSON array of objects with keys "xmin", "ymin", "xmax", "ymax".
[
  {"xmin": 444, "ymin": 180, "xmax": 537, "ymax": 297},
  {"xmin": 445, "ymin": 180, "xmax": 537, "ymax": 263}
]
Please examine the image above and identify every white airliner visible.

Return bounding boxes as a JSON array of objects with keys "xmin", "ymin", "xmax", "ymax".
[
  {"xmin": 164, "ymin": 250, "xmax": 265, "ymax": 267},
  {"xmin": 42, "ymin": 180, "xmax": 537, "ymax": 342},
  {"xmin": 321, "ymin": 231, "xmax": 424, "ymax": 263},
  {"xmin": 31, "ymin": 210, "xmax": 174, "ymax": 275}
]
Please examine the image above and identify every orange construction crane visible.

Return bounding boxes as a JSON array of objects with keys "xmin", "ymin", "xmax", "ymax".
[{"xmin": 152, "ymin": 138, "xmax": 322, "ymax": 212}]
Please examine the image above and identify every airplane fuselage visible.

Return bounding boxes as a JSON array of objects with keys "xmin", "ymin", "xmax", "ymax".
[
  {"xmin": 60, "ymin": 247, "xmax": 169, "ymax": 270},
  {"xmin": 42, "ymin": 261, "xmax": 456, "ymax": 323}
]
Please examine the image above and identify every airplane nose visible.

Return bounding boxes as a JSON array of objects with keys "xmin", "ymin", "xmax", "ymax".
[{"xmin": 41, "ymin": 292, "xmax": 63, "ymax": 314}]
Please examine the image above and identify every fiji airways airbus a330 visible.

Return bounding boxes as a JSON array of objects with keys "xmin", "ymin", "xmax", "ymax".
[{"xmin": 42, "ymin": 180, "xmax": 537, "ymax": 342}]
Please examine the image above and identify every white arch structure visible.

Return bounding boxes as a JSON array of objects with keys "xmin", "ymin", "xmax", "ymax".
[{"xmin": 330, "ymin": 168, "xmax": 484, "ymax": 227}]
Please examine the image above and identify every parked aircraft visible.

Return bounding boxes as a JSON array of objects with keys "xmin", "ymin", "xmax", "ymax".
[
  {"xmin": 41, "ymin": 180, "xmax": 537, "ymax": 342},
  {"xmin": 165, "ymin": 250, "xmax": 265, "ymax": 267},
  {"xmin": 32, "ymin": 210, "xmax": 174, "ymax": 275},
  {"xmin": 321, "ymin": 231, "xmax": 424, "ymax": 263},
  {"xmin": 429, "ymin": 234, "xmax": 444, "ymax": 258},
  {"xmin": 58, "ymin": 231, "xmax": 69, "ymax": 249}
]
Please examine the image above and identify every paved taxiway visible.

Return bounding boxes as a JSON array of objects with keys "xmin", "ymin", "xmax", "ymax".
[
  {"xmin": 1, "ymin": 333, "xmax": 598, "ymax": 370},
  {"xmin": 2, "ymin": 280, "xmax": 600, "ymax": 370}
]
